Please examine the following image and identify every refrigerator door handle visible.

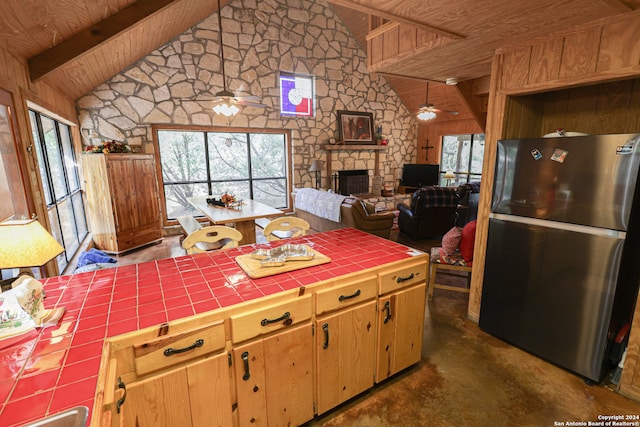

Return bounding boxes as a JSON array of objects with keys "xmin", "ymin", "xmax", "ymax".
[{"xmin": 489, "ymin": 213, "xmax": 626, "ymax": 239}]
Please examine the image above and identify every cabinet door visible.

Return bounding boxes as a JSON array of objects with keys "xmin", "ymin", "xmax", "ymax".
[
  {"xmin": 107, "ymin": 156, "xmax": 137, "ymax": 234},
  {"xmin": 233, "ymin": 323, "xmax": 314, "ymax": 427},
  {"xmin": 232, "ymin": 339, "xmax": 267, "ymax": 426},
  {"xmin": 132, "ymin": 157, "xmax": 161, "ymax": 230},
  {"xmin": 376, "ymin": 283, "xmax": 427, "ymax": 382},
  {"xmin": 122, "ymin": 354, "xmax": 232, "ymax": 427},
  {"xmin": 316, "ymin": 300, "xmax": 376, "ymax": 414},
  {"xmin": 107, "ymin": 155, "xmax": 161, "ymax": 251}
]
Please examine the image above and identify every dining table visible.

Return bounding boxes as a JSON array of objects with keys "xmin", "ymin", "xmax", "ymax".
[{"xmin": 187, "ymin": 195, "xmax": 284, "ymax": 245}]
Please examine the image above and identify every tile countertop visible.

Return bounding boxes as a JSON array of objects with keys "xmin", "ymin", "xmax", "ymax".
[{"xmin": 0, "ymin": 229, "xmax": 424, "ymax": 426}]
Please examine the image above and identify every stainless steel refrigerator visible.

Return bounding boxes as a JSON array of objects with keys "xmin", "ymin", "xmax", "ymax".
[{"xmin": 479, "ymin": 133, "xmax": 640, "ymax": 383}]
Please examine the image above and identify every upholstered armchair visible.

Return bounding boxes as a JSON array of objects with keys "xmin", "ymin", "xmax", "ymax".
[
  {"xmin": 396, "ymin": 186, "xmax": 459, "ymax": 240},
  {"xmin": 350, "ymin": 199, "xmax": 395, "ymax": 239}
]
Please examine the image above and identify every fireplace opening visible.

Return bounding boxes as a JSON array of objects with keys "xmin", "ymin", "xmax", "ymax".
[{"xmin": 336, "ymin": 170, "xmax": 368, "ymax": 195}]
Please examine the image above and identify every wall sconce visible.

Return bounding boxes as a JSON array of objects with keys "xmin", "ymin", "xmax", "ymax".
[
  {"xmin": 308, "ymin": 160, "xmax": 322, "ymax": 189},
  {"xmin": 0, "ymin": 219, "xmax": 64, "ymax": 279}
]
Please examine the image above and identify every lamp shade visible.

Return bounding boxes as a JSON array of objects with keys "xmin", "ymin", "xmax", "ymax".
[
  {"xmin": 444, "ymin": 170, "xmax": 456, "ymax": 179},
  {"xmin": 0, "ymin": 219, "xmax": 64, "ymax": 269},
  {"xmin": 213, "ymin": 101, "xmax": 240, "ymax": 117},
  {"xmin": 417, "ymin": 109, "xmax": 436, "ymax": 121},
  {"xmin": 308, "ymin": 160, "xmax": 322, "ymax": 172}
]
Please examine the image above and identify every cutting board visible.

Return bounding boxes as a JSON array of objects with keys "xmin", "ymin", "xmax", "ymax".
[{"xmin": 236, "ymin": 248, "xmax": 331, "ymax": 279}]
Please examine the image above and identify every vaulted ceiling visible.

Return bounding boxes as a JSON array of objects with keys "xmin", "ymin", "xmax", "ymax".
[{"xmin": 1, "ymin": 0, "xmax": 638, "ymax": 125}]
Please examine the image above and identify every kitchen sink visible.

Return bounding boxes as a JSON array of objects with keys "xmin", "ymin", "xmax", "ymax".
[{"xmin": 23, "ymin": 406, "xmax": 88, "ymax": 427}]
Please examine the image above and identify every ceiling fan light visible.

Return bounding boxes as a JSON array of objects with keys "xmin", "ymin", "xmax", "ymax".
[
  {"xmin": 417, "ymin": 110, "xmax": 436, "ymax": 121},
  {"xmin": 213, "ymin": 102, "xmax": 240, "ymax": 116}
]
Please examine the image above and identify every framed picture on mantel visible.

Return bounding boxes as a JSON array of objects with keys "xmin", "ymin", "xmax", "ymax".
[{"xmin": 337, "ymin": 110, "xmax": 374, "ymax": 145}]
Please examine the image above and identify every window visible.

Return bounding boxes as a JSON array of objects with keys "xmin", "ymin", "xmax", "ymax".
[
  {"xmin": 29, "ymin": 110, "xmax": 88, "ymax": 273},
  {"xmin": 155, "ymin": 128, "xmax": 291, "ymax": 221},
  {"xmin": 440, "ymin": 134, "xmax": 485, "ymax": 185}
]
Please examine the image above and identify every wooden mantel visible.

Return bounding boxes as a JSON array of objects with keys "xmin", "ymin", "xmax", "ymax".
[{"xmin": 322, "ymin": 144, "xmax": 388, "ymax": 182}]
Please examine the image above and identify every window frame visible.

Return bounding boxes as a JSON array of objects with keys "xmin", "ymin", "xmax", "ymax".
[
  {"xmin": 439, "ymin": 133, "xmax": 485, "ymax": 185},
  {"xmin": 152, "ymin": 125, "xmax": 293, "ymax": 225},
  {"xmin": 28, "ymin": 109, "xmax": 88, "ymax": 273}
]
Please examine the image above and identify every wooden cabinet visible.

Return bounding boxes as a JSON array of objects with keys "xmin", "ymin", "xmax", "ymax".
[
  {"xmin": 82, "ymin": 153, "xmax": 162, "ymax": 253},
  {"xmin": 93, "ymin": 257, "xmax": 430, "ymax": 426},
  {"xmin": 230, "ymin": 294, "xmax": 314, "ymax": 426},
  {"xmin": 376, "ymin": 261, "xmax": 428, "ymax": 382},
  {"xmin": 102, "ymin": 320, "xmax": 231, "ymax": 427},
  {"xmin": 232, "ymin": 324, "xmax": 314, "ymax": 427},
  {"xmin": 315, "ymin": 275, "xmax": 377, "ymax": 414},
  {"xmin": 122, "ymin": 355, "xmax": 232, "ymax": 427}
]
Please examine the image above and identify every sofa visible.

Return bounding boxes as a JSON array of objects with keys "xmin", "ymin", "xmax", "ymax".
[
  {"xmin": 396, "ymin": 186, "xmax": 459, "ymax": 240},
  {"xmin": 293, "ymin": 188, "xmax": 395, "ymax": 239}
]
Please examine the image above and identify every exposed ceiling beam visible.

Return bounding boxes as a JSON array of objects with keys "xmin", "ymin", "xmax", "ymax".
[
  {"xmin": 375, "ymin": 71, "xmax": 446, "ymax": 84},
  {"xmin": 599, "ymin": 0, "xmax": 633, "ymax": 13},
  {"xmin": 326, "ymin": 0, "xmax": 464, "ymax": 39},
  {"xmin": 28, "ymin": 0, "xmax": 183, "ymax": 82},
  {"xmin": 456, "ymin": 80, "xmax": 487, "ymax": 132}
]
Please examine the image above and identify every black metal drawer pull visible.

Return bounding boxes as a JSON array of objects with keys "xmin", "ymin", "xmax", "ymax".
[
  {"xmin": 164, "ymin": 339, "xmax": 204, "ymax": 356},
  {"xmin": 116, "ymin": 377, "xmax": 126, "ymax": 414},
  {"xmin": 241, "ymin": 351, "xmax": 251, "ymax": 381},
  {"xmin": 383, "ymin": 301, "xmax": 392, "ymax": 324},
  {"xmin": 261, "ymin": 311, "xmax": 290, "ymax": 326},
  {"xmin": 338, "ymin": 289, "xmax": 361, "ymax": 302},
  {"xmin": 322, "ymin": 323, "xmax": 330, "ymax": 349},
  {"xmin": 396, "ymin": 273, "xmax": 415, "ymax": 283}
]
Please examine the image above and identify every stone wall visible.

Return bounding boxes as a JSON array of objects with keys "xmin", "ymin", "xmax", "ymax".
[{"xmin": 76, "ymin": 0, "xmax": 418, "ymax": 190}]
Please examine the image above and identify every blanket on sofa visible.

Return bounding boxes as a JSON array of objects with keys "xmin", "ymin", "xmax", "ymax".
[{"xmin": 294, "ymin": 188, "xmax": 348, "ymax": 223}]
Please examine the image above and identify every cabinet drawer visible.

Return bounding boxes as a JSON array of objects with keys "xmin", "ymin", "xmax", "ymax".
[
  {"xmin": 230, "ymin": 294, "xmax": 312, "ymax": 344},
  {"xmin": 379, "ymin": 259, "xmax": 428, "ymax": 295},
  {"xmin": 315, "ymin": 275, "xmax": 377, "ymax": 315},
  {"xmin": 116, "ymin": 225, "xmax": 162, "ymax": 251},
  {"xmin": 132, "ymin": 320, "xmax": 225, "ymax": 376}
]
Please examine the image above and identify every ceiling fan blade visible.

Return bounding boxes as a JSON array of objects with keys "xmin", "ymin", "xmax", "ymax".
[
  {"xmin": 417, "ymin": 104, "xmax": 458, "ymax": 115},
  {"xmin": 237, "ymin": 101, "xmax": 267, "ymax": 108},
  {"xmin": 431, "ymin": 107, "xmax": 459, "ymax": 115},
  {"xmin": 235, "ymin": 95, "xmax": 262, "ymax": 102}
]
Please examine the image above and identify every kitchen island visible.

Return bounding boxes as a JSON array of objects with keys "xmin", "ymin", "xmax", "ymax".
[{"xmin": 0, "ymin": 228, "xmax": 428, "ymax": 427}]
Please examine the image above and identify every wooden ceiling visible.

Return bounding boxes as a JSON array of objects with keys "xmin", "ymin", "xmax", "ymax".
[{"xmin": 0, "ymin": 0, "xmax": 638, "ymax": 126}]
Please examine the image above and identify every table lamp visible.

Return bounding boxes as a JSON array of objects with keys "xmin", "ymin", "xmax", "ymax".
[
  {"xmin": 443, "ymin": 170, "xmax": 456, "ymax": 187},
  {"xmin": 309, "ymin": 160, "xmax": 322, "ymax": 189},
  {"xmin": 0, "ymin": 219, "xmax": 64, "ymax": 281}
]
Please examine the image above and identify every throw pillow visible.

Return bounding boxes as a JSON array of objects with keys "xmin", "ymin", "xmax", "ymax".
[
  {"xmin": 459, "ymin": 220, "xmax": 477, "ymax": 263},
  {"xmin": 441, "ymin": 226, "xmax": 463, "ymax": 255}
]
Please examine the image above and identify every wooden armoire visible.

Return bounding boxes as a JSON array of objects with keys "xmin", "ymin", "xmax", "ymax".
[{"xmin": 82, "ymin": 153, "xmax": 162, "ymax": 254}]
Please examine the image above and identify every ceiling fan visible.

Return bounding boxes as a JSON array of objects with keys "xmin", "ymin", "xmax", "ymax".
[
  {"xmin": 212, "ymin": 0, "xmax": 266, "ymax": 115},
  {"xmin": 416, "ymin": 82, "xmax": 458, "ymax": 121}
]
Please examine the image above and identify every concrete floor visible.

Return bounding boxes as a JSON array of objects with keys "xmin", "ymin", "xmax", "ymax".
[{"xmin": 93, "ymin": 230, "xmax": 640, "ymax": 426}]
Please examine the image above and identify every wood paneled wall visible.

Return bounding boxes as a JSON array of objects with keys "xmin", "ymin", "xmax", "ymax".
[
  {"xmin": 0, "ymin": 45, "xmax": 78, "ymax": 275},
  {"xmin": 367, "ymin": 22, "xmax": 451, "ymax": 70},
  {"xmin": 470, "ymin": 10, "xmax": 640, "ymax": 400},
  {"xmin": 469, "ymin": 11, "xmax": 640, "ymax": 402},
  {"xmin": 418, "ymin": 119, "xmax": 483, "ymax": 164}
]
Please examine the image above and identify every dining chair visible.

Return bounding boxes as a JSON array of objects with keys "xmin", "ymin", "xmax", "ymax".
[
  {"xmin": 263, "ymin": 217, "xmax": 310, "ymax": 242},
  {"xmin": 182, "ymin": 225, "xmax": 243, "ymax": 254},
  {"xmin": 428, "ymin": 220, "xmax": 476, "ymax": 300}
]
